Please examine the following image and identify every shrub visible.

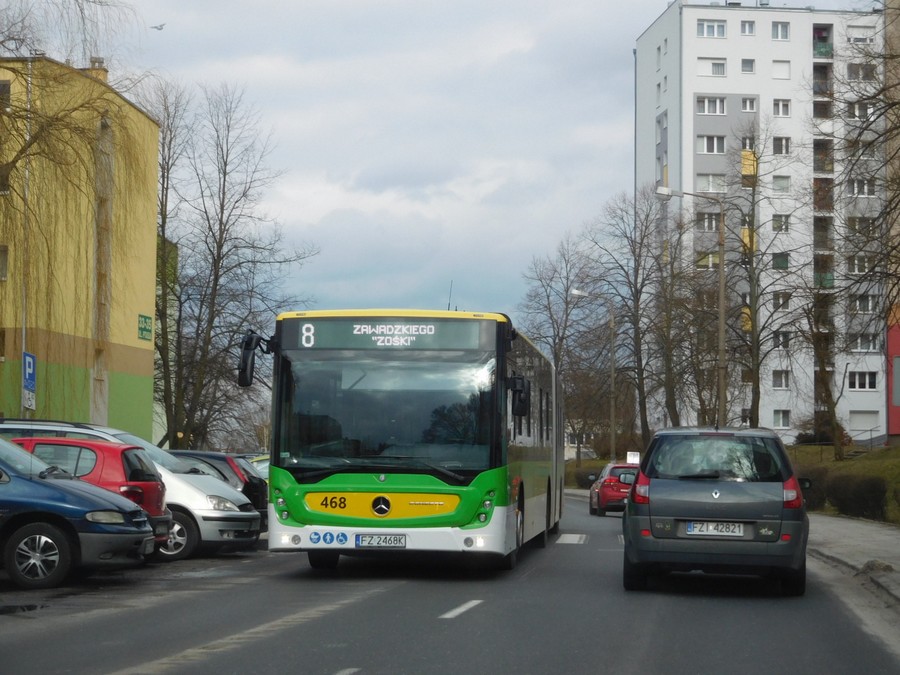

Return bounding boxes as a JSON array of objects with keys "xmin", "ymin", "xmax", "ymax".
[
  {"xmin": 796, "ymin": 465, "xmax": 828, "ymax": 511},
  {"xmin": 825, "ymin": 473, "xmax": 887, "ymax": 521}
]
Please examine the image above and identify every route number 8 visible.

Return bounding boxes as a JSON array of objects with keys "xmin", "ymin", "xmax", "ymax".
[{"xmin": 301, "ymin": 323, "xmax": 315, "ymax": 347}]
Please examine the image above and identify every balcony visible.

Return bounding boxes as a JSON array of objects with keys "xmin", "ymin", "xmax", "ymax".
[{"xmin": 813, "ymin": 42, "xmax": 833, "ymax": 59}]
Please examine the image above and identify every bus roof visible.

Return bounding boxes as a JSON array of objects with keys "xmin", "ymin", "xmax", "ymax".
[{"xmin": 276, "ymin": 309, "xmax": 511, "ymax": 323}]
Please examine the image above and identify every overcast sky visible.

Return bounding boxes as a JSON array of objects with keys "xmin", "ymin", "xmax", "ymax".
[{"xmin": 119, "ymin": 0, "xmax": 872, "ymax": 323}]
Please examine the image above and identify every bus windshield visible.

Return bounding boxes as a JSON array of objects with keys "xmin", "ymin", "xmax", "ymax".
[{"xmin": 275, "ymin": 349, "xmax": 497, "ymax": 481}]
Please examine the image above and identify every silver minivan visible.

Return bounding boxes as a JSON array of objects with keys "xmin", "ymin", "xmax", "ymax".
[
  {"xmin": 622, "ymin": 427, "xmax": 810, "ymax": 596},
  {"xmin": 0, "ymin": 420, "xmax": 261, "ymax": 561}
]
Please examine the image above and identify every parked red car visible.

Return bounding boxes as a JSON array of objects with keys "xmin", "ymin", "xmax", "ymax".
[
  {"xmin": 13, "ymin": 437, "xmax": 172, "ymax": 543},
  {"xmin": 589, "ymin": 463, "xmax": 639, "ymax": 516}
]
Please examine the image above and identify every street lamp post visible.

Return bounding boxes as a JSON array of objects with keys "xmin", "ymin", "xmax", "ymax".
[
  {"xmin": 572, "ymin": 289, "xmax": 616, "ymax": 462},
  {"xmin": 656, "ymin": 185, "xmax": 727, "ymax": 428}
]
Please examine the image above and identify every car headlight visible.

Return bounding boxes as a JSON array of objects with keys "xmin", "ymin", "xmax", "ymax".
[
  {"xmin": 206, "ymin": 495, "xmax": 240, "ymax": 511},
  {"xmin": 86, "ymin": 511, "xmax": 126, "ymax": 524}
]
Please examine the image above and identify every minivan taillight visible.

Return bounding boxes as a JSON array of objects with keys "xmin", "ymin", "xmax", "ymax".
[
  {"xmin": 783, "ymin": 475, "xmax": 803, "ymax": 509},
  {"xmin": 630, "ymin": 471, "xmax": 651, "ymax": 505}
]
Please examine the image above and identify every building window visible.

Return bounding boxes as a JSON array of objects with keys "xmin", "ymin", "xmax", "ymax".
[
  {"xmin": 773, "ymin": 291, "xmax": 791, "ymax": 310},
  {"xmin": 697, "ymin": 136, "xmax": 726, "ymax": 154},
  {"xmin": 848, "ymin": 371, "xmax": 877, "ymax": 390},
  {"xmin": 773, "ymin": 99, "xmax": 791, "ymax": 117},
  {"xmin": 0, "ymin": 167, "xmax": 9, "ymax": 195},
  {"xmin": 772, "ymin": 370, "xmax": 791, "ymax": 389},
  {"xmin": 849, "ymin": 177, "xmax": 876, "ymax": 196},
  {"xmin": 0, "ymin": 244, "xmax": 7, "ymax": 281},
  {"xmin": 848, "ymin": 101, "xmax": 874, "ymax": 120},
  {"xmin": 772, "ymin": 214, "xmax": 790, "ymax": 232},
  {"xmin": 773, "ymin": 410, "xmax": 791, "ymax": 428},
  {"xmin": 741, "ymin": 98, "xmax": 756, "ymax": 113},
  {"xmin": 772, "ymin": 22, "xmax": 790, "ymax": 40},
  {"xmin": 848, "ymin": 63, "xmax": 877, "ymax": 81},
  {"xmin": 699, "ymin": 58, "xmax": 727, "ymax": 76},
  {"xmin": 741, "ymin": 20, "xmax": 755, "ymax": 36},
  {"xmin": 698, "ymin": 19, "xmax": 727, "ymax": 38},
  {"xmin": 849, "ymin": 333, "xmax": 879, "ymax": 352},
  {"xmin": 742, "ymin": 59, "xmax": 755, "ymax": 74},
  {"xmin": 0, "ymin": 81, "xmax": 10, "ymax": 110},
  {"xmin": 657, "ymin": 46, "xmax": 662, "ymax": 69},
  {"xmin": 773, "ymin": 137, "xmax": 791, "ymax": 155},
  {"xmin": 772, "ymin": 60, "xmax": 791, "ymax": 79},
  {"xmin": 774, "ymin": 330, "xmax": 791, "ymax": 349},
  {"xmin": 847, "ymin": 217, "xmax": 876, "ymax": 236},
  {"xmin": 848, "ymin": 254, "xmax": 876, "ymax": 274},
  {"xmin": 773, "ymin": 175, "xmax": 791, "ymax": 193},
  {"xmin": 697, "ymin": 97, "xmax": 726, "ymax": 114},
  {"xmin": 851, "ymin": 294, "xmax": 878, "ymax": 314},
  {"xmin": 772, "ymin": 252, "xmax": 790, "ymax": 270},
  {"xmin": 695, "ymin": 251, "xmax": 720, "ymax": 270},
  {"xmin": 814, "ymin": 100, "xmax": 833, "ymax": 119},
  {"xmin": 696, "ymin": 212, "xmax": 719, "ymax": 232},
  {"xmin": 742, "ymin": 136, "xmax": 755, "ymax": 151},
  {"xmin": 696, "ymin": 174, "xmax": 726, "ymax": 193}
]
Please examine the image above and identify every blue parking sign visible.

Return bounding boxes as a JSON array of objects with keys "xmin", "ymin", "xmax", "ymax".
[{"xmin": 23, "ymin": 352, "xmax": 36, "ymax": 392}]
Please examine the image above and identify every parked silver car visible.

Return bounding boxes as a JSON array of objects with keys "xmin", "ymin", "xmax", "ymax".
[{"xmin": 622, "ymin": 427, "xmax": 810, "ymax": 596}]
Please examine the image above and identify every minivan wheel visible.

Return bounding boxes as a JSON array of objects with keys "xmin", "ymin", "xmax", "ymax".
[
  {"xmin": 155, "ymin": 511, "xmax": 199, "ymax": 562},
  {"xmin": 5, "ymin": 523, "xmax": 74, "ymax": 590},
  {"xmin": 623, "ymin": 553, "xmax": 648, "ymax": 591},
  {"xmin": 780, "ymin": 562, "xmax": 806, "ymax": 597}
]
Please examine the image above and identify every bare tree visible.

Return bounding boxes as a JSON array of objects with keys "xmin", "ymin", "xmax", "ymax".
[
  {"xmin": 143, "ymin": 80, "xmax": 318, "ymax": 449},
  {"xmin": 518, "ymin": 234, "xmax": 601, "ymax": 465}
]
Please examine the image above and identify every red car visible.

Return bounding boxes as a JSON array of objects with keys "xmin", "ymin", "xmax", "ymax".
[
  {"xmin": 13, "ymin": 437, "xmax": 172, "ymax": 543},
  {"xmin": 589, "ymin": 463, "xmax": 639, "ymax": 516}
]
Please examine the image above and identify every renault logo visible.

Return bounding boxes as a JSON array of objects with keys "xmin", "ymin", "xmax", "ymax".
[
  {"xmin": 712, "ymin": 490, "xmax": 721, "ymax": 499},
  {"xmin": 372, "ymin": 496, "xmax": 391, "ymax": 516}
]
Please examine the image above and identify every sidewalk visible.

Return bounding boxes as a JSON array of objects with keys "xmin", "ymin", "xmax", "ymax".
[
  {"xmin": 807, "ymin": 513, "xmax": 900, "ymax": 605},
  {"xmin": 566, "ymin": 489, "xmax": 900, "ymax": 604}
]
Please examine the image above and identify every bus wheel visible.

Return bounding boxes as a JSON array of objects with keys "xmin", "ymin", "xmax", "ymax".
[
  {"xmin": 500, "ymin": 499, "xmax": 524, "ymax": 570},
  {"xmin": 308, "ymin": 551, "xmax": 340, "ymax": 570}
]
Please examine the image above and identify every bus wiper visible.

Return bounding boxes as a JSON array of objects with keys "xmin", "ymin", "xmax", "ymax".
[{"xmin": 379, "ymin": 457, "xmax": 465, "ymax": 483}]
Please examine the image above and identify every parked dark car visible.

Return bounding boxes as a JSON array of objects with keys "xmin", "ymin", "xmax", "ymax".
[
  {"xmin": 622, "ymin": 427, "xmax": 810, "ymax": 596},
  {"xmin": 170, "ymin": 451, "xmax": 267, "ymax": 526},
  {"xmin": 589, "ymin": 463, "xmax": 639, "ymax": 516},
  {"xmin": 12, "ymin": 437, "xmax": 172, "ymax": 544},
  {"xmin": 0, "ymin": 437, "xmax": 155, "ymax": 589}
]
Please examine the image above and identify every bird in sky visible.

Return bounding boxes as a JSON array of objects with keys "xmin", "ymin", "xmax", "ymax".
[{"xmin": 150, "ymin": 23, "xmax": 166, "ymax": 30}]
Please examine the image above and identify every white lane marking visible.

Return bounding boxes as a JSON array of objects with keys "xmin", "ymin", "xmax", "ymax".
[
  {"xmin": 439, "ymin": 599, "xmax": 483, "ymax": 619},
  {"xmin": 557, "ymin": 534, "xmax": 587, "ymax": 544},
  {"xmin": 334, "ymin": 670, "xmax": 362, "ymax": 674},
  {"xmin": 106, "ymin": 588, "xmax": 385, "ymax": 674}
]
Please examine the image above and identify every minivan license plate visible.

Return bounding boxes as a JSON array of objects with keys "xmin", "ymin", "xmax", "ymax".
[
  {"xmin": 355, "ymin": 534, "xmax": 406, "ymax": 548},
  {"xmin": 686, "ymin": 521, "xmax": 743, "ymax": 536}
]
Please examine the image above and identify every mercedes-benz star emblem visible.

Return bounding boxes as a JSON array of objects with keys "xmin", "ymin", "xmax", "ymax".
[
  {"xmin": 712, "ymin": 490, "xmax": 721, "ymax": 499},
  {"xmin": 372, "ymin": 496, "xmax": 391, "ymax": 516}
]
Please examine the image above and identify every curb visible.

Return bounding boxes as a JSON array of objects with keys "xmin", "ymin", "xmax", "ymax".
[{"xmin": 808, "ymin": 547, "xmax": 900, "ymax": 606}]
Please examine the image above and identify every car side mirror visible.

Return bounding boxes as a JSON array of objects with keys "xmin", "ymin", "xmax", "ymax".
[
  {"xmin": 798, "ymin": 477, "xmax": 811, "ymax": 490},
  {"xmin": 587, "ymin": 474, "xmax": 597, "ymax": 482},
  {"xmin": 238, "ymin": 331, "xmax": 263, "ymax": 387},
  {"xmin": 508, "ymin": 375, "xmax": 531, "ymax": 417},
  {"xmin": 619, "ymin": 472, "xmax": 636, "ymax": 485}
]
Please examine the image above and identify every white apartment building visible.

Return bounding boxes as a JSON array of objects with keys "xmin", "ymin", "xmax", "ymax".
[{"xmin": 635, "ymin": 1, "xmax": 886, "ymax": 444}]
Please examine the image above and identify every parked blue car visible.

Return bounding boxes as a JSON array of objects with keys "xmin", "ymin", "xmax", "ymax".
[{"xmin": 0, "ymin": 437, "xmax": 155, "ymax": 589}]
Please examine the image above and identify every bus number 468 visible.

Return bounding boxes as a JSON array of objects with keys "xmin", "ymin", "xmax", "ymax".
[{"xmin": 320, "ymin": 496, "xmax": 347, "ymax": 509}]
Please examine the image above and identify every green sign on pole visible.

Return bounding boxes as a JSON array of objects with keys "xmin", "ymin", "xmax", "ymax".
[{"xmin": 138, "ymin": 314, "xmax": 153, "ymax": 341}]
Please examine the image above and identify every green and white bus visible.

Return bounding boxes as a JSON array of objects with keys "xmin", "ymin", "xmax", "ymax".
[{"xmin": 238, "ymin": 309, "xmax": 564, "ymax": 569}]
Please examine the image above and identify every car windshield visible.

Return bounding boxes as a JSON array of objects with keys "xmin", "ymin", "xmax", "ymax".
[
  {"xmin": 0, "ymin": 437, "xmax": 52, "ymax": 476},
  {"xmin": 646, "ymin": 434, "xmax": 786, "ymax": 482},
  {"xmin": 111, "ymin": 432, "xmax": 193, "ymax": 473}
]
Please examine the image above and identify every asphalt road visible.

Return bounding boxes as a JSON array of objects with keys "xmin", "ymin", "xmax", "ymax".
[{"xmin": 1, "ymin": 496, "xmax": 898, "ymax": 674}]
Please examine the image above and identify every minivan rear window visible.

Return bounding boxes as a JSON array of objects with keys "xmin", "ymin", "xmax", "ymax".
[{"xmin": 646, "ymin": 434, "xmax": 787, "ymax": 482}]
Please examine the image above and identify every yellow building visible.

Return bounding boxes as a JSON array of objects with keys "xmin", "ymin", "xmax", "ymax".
[{"xmin": 0, "ymin": 56, "xmax": 158, "ymax": 438}]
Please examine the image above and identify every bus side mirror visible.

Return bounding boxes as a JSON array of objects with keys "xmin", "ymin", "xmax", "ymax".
[
  {"xmin": 238, "ymin": 331, "xmax": 262, "ymax": 387},
  {"xmin": 508, "ymin": 375, "xmax": 531, "ymax": 417}
]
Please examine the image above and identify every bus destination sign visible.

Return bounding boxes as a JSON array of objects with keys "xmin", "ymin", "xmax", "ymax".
[{"xmin": 286, "ymin": 319, "xmax": 488, "ymax": 350}]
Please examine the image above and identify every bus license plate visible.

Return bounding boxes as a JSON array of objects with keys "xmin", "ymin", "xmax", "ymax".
[
  {"xmin": 355, "ymin": 534, "xmax": 407, "ymax": 548},
  {"xmin": 686, "ymin": 521, "xmax": 743, "ymax": 536}
]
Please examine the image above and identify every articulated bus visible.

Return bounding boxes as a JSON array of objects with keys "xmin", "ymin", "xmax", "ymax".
[{"xmin": 238, "ymin": 309, "xmax": 564, "ymax": 570}]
